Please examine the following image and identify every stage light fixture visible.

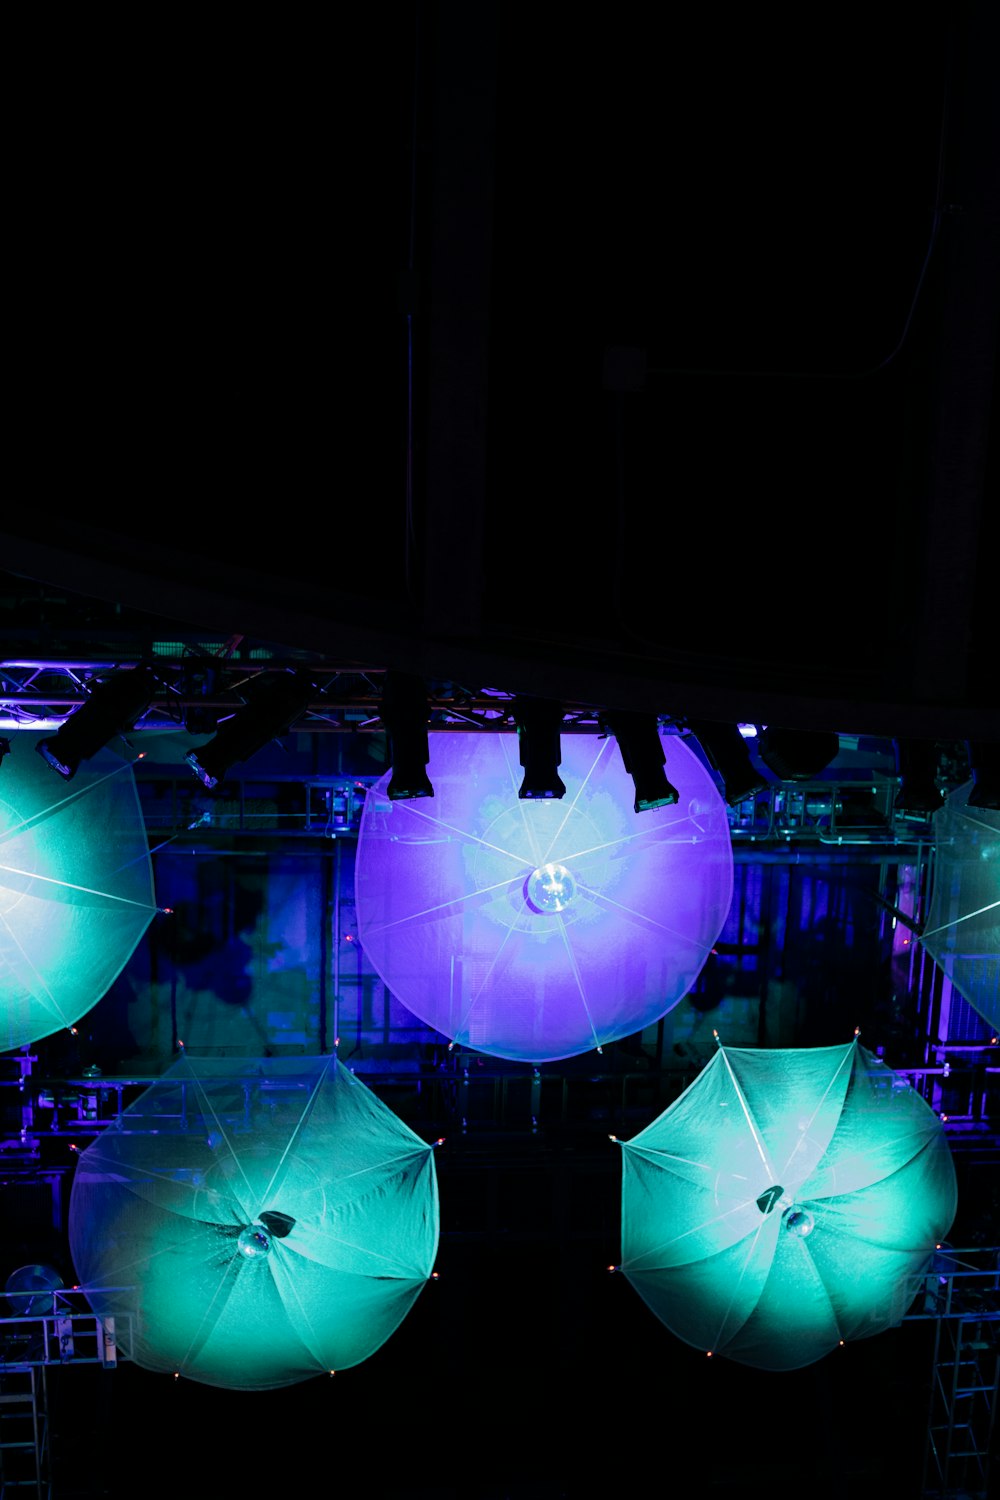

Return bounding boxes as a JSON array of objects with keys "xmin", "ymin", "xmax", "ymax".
[
  {"xmin": 893, "ymin": 738, "xmax": 944, "ymax": 814},
  {"xmin": 380, "ymin": 672, "xmax": 433, "ymax": 800},
  {"xmin": 756, "ymin": 727, "xmax": 840, "ymax": 781},
  {"xmin": 0, "ymin": 737, "xmax": 10, "ymax": 768},
  {"xmin": 35, "ymin": 667, "xmax": 159, "ymax": 780},
  {"xmin": 185, "ymin": 671, "xmax": 316, "ymax": 789},
  {"xmin": 514, "ymin": 697, "xmax": 565, "ymax": 799},
  {"xmin": 967, "ymin": 741, "xmax": 1000, "ymax": 810},
  {"xmin": 601, "ymin": 711, "xmax": 678, "ymax": 812},
  {"xmin": 687, "ymin": 720, "xmax": 768, "ymax": 805}
]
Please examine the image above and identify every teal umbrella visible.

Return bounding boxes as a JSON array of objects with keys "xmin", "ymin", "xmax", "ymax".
[
  {"xmin": 619, "ymin": 1039, "xmax": 957, "ymax": 1370},
  {"xmin": 0, "ymin": 733, "xmax": 156, "ymax": 1051},
  {"xmin": 68, "ymin": 1055, "xmax": 439, "ymax": 1389},
  {"xmin": 920, "ymin": 781, "xmax": 1000, "ymax": 1035}
]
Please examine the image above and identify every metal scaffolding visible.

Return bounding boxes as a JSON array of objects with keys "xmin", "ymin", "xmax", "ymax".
[
  {"xmin": 905, "ymin": 1246, "xmax": 1000, "ymax": 1500},
  {"xmin": 0, "ymin": 1298, "xmax": 124, "ymax": 1500}
]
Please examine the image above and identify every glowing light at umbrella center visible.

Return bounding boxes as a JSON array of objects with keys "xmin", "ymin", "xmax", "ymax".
[
  {"xmin": 525, "ymin": 862, "xmax": 578, "ymax": 914},
  {"xmin": 782, "ymin": 1206, "xmax": 815, "ymax": 1237},
  {"xmin": 237, "ymin": 1223, "xmax": 273, "ymax": 1259}
]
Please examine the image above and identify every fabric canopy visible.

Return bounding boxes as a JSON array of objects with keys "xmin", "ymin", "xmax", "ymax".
[
  {"xmin": 69, "ymin": 1054, "xmax": 439, "ymax": 1389},
  {"xmin": 0, "ymin": 733, "xmax": 156, "ymax": 1051},
  {"xmin": 920, "ymin": 782, "xmax": 1000, "ymax": 1035},
  {"xmin": 620, "ymin": 1039, "xmax": 957, "ymax": 1370}
]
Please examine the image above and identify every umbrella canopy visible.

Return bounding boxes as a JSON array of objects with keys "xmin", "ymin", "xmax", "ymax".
[
  {"xmin": 920, "ymin": 782, "xmax": 1000, "ymax": 1034},
  {"xmin": 68, "ymin": 1054, "xmax": 439, "ymax": 1389},
  {"xmin": 0, "ymin": 733, "xmax": 157, "ymax": 1051},
  {"xmin": 619, "ymin": 1039, "xmax": 957, "ymax": 1370},
  {"xmin": 355, "ymin": 730, "xmax": 733, "ymax": 1061}
]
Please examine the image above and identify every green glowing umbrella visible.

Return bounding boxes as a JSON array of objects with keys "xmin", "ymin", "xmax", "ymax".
[
  {"xmin": 68, "ymin": 1054, "xmax": 439, "ymax": 1389},
  {"xmin": 0, "ymin": 733, "xmax": 157, "ymax": 1051},
  {"xmin": 619, "ymin": 1039, "xmax": 957, "ymax": 1370},
  {"xmin": 920, "ymin": 782, "xmax": 1000, "ymax": 1035}
]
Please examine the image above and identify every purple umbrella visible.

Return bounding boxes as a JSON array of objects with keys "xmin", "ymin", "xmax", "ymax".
[{"xmin": 355, "ymin": 731, "xmax": 733, "ymax": 1061}]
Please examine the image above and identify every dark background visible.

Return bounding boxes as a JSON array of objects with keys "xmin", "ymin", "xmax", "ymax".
[{"xmin": 1, "ymin": 4, "xmax": 998, "ymax": 1497}]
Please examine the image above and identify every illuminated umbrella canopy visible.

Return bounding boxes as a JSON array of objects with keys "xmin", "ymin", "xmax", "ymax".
[
  {"xmin": 355, "ymin": 731, "xmax": 733, "ymax": 1061},
  {"xmin": 920, "ymin": 782, "xmax": 1000, "ymax": 1034},
  {"xmin": 619, "ymin": 1039, "xmax": 957, "ymax": 1370},
  {"xmin": 0, "ymin": 733, "xmax": 156, "ymax": 1051},
  {"xmin": 68, "ymin": 1054, "xmax": 439, "ymax": 1389}
]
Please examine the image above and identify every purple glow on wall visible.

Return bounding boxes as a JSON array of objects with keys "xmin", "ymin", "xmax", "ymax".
[{"xmin": 355, "ymin": 731, "xmax": 733, "ymax": 1061}]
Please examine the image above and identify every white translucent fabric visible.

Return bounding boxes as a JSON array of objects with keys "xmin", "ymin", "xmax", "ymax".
[
  {"xmin": 921, "ymin": 782, "xmax": 1000, "ymax": 1033},
  {"xmin": 0, "ymin": 734, "xmax": 156, "ymax": 1051},
  {"xmin": 355, "ymin": 731, "xmax": 733, "ymax": 1061},
  {"xmin": 620, "ymin": 1040, "xmax": 957, "ymax": 1370},
  {"xmin": 69, "ymin": 1056, "xmax": 439, "ymax": 1389}
]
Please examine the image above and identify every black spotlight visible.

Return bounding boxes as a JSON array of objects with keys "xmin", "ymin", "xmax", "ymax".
[
  {"xmin": 514, "ymin": 697, "xmax": 565, "ymax": 799},
  {"xmin": 185, "ymin": 671, "xmax": 316, "ymax": 789},
  {"xmin": 757, "ymin": 727, "xmax": 840, "ymax": 781},
  {"xmin": 601, "ymin": 711, "xmax": 678, "ymax": 812},
  {"xmin": 893, "ymin": 739, "xmax": 944, "ymax": 814},
  {"xmin": 0, "ymin": 738, "xmax": 10, "ymax": 768},
  {"xmin": 687, "ymin": 720, "xmax": 767, "ymax": 806},
  {"xmin": 381, "ymin": 672, "xmax": 433, "ymax": 800},
  {"xmin": 967, "ymin": 740, "xmax": 1000, "ymax": 810},
  {"xmin": 35, "ymin": 666, "xmax": 159, "ymax": 780}
]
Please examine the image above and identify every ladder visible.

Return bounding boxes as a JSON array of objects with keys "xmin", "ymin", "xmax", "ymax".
[{"xmin": 0, "ymin": 1365, "xmax": 50, "ymax": 1500}]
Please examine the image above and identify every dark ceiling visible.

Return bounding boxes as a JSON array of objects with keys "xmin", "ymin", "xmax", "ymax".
[{"xmin": 4, "ymin": 4, "xmax": 998, "ymax": 741}]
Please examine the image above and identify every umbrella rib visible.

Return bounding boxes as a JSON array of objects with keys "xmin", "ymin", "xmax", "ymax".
[
  {"xmin": 957, "ymin": 810, "xmax": 1000, "ymax": 836},
  {"xmin": 363, "ymin": 872, "xmax": 526, "ymax": 936},
  {"xmin": 541, "ymin": 737, "xmax": 611, "ymax": 865},
  {"xmin": 498, "ymin": 733, "xmax": 544, "ymax": 868},
  {"xmin": 623, "ymin": 1143, "xmax": 714, "ymax": 1172},
  {"xmin": 808, "ymin": 1127, "xmax": 945, "ymax": 1199},
  {"xmin": 80, "ymin": 1159, "xmax": 221, "ymax": 1196},
  {"xmin": 177, "ymin": 1248, "xmax": 245, "ymax": 1373},
  {"xmin": 710, "ymin": 1215, "xmax": 770, "ymax": 1352},
  {"xmin": 329, "ymin": 1144, "xmax": 432, "ymax": 1189},
  {"xmin": 556, "ymin": 817, "xmax": 700, "ymax": 866},
  {"xmin": 270, "ymin": 1254, "xmax": 326, "ymax": 1370},
  {"xmin": 0, "ymin": 909, "xmax": 70, "ymax": 1025},
  {"xmin": 292, "ymin": 1229, "xmax": 423, "ymax": 1274},
  {"xmin": 258, "ymin": 1055, "xmax": 337, "ymax": 1210},
  {"xmin": 625, "ymin": 1195, "xmax": 759, "ymax": 1269},
  {"xmin": 921, "ymin": 898, "xmax": 1000, "ymax": 939},
  {"xmin": 386, "ymin": 800, "xmax": 530, "ymax": 866},
  {"xmin": 182, "ymin": 1069, "xmax": 260, "ymax": 1211},
  {"xmin": 78, "ymin": 1225, "xmax": 235, "ymax": 1283},
  {"xmin": 555, "ymin": 916, "xmax": 602, "ymax": 1052},
  {"xmin": 780, "ymin": 1040, "xmax": 856, "ymax": 1180},
  {"xmin": 573, "ymin": 880, "xmax": 704, "ymax": 944},
  {"xmin": 0, "ymin": 759, "xmax": 136, "ymax": 848},
  {"xmin": 0, "ymin": 862, "xmax": 159, "ymax": 913},
  {"xmin": 450, "ymin": 916, "xmax": 521, "ymax": 1047},
  {"xmin": 718, "ymin": 1048, "xmax": 774, "ymax": 1183}
]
